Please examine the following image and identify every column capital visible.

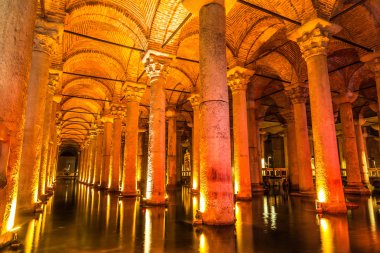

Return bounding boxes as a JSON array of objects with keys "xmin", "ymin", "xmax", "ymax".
[
  {"xmin": 142, "ymin": 50, "xmax": 174, "ymax": 80},
  {"xmin": 332, "ymin": 91, "xmax": 358, "ymax": 105},
  {"xmin": 288, "ymin": 18, "xmax": 341, "ymax": 61},
  {"xmin": 111, "ymin": 104, "xmax": 126, "ymax": 119},
  {"xmin": 166, "ymin": 107, "xmax": 177, "ymax": 118},
  {"xmin": 280, "ymin": 109, "xmax": 295, "ymax": 123},
  {"xmin": 33, "ymin": 18, "xmax": 62, "ymax": 55},
  {"xmin": 227, "ymin": 66, "xmax": 254, "ymax": 93},
  {"xmin": 361, "ymin": 52, "xmax": 380, "ymax": 78},
  {"xmin": 101, "ymin": 115, "xmax": 114, "ymax": 123},
  {"xmin": 188, "ymin": 93, "xmax": 201, "ymax": 108},
  {"xmin": 48, "ymin": 71, "xmax": 60, "ymax": 94},
  {"xmin": 123, "ymin": 82, "xmax": 146, "ymax": 103},
  {"xmin": 284, "ymin": 83, "xmax": 309, "ymax": 104},
  {"xmin": 182, "ymin": 0, "xmax": 236, "ymax": 15}
]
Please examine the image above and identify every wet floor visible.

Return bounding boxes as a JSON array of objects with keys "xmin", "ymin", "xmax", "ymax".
[{"xmin": 7, "ymin": 179, "xmax": 380, "ymax": 252}]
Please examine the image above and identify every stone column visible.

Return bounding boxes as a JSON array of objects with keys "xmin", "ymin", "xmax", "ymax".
[
  {"xmin": 142, "ymin": 50, "xmax": 172, "ymax": 205},
  {"xmin": 247, "ymin": 105, "xmax": 264, "ymax": 192},
  {"xmin": 227, "ymin": 66, "xmax": 253, "ymax": 200},
  {"xmin": 87, "ymin": 127, "xmax": 98, "ymax": 185},
  {"xmin": 183, "ymin": 0, "xmax": 234, "ymax": 224},
  {"xmin": 100, "ymin": 115, "xmax": 113, "ymax": 189},
  {"xmin": 289, "ymin": 19, "xmax": 346, "ymax": 213},
  {"xmin": 83, "ymin": 140, "xmax": 91, "ymax": 184},
  {"xmin": 336, "ymin": 131, "xmax": 346, "ymax": 170},
  {"xmin": 79, "ymin": 147, "xmax": 85, "ymax": 182},
  {"xmin": 17, "ymin": 22, "xmax": 59, "ymax": 213},
  {"xmin": 121, "ymin": 83, "xmax": 145, "ymax": 196},
  {"xmin": 281, "ymin": 110, "xmax": 299, "ymax": 191},
  {"xmin": 109, "ymin": 105, "xmax": 124, "ymax": 192},
  {"xmin": 137, "ymin": 129, "xmax": 146, "ymax": 188},
  {"xmin": 285, "ymin": 84, "xmax": 314, "ymax": 195},
  {"xmin": 0, "ymin": 0, "xmax": 37, "ymax": 234},
  {"xmin": 166, "ymin": 107, "xmax": 177, "ymax": 190},
  {"xmin": 94, "ymin": 125, "xmax": 104, "ymax": 186},
  {"xmin": 334, "ymin": 92, "xmax": 370, "ymax": 194},
  {"xmin": 188, "ymin": 94, "xmax": 201, "ymax": 193},
  {"xmin": 355, "ymin": 120, "xmax": 370, "ymax": 186}
]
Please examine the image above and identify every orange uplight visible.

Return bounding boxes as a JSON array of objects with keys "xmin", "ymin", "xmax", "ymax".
[
  {"xmin": 199, "ymin": 192, "xmax": 206, "ymax": 213},
  {"xmin": 317, "ymin": 188, "xmax": 326, "ymax": 203},
  {"xmin": 5, "ymin": 196, "xmax": 17, "ymax": 232},
  {"xmin": 192, "ymin": 179, "xmax": 198, "ymax": 191}
]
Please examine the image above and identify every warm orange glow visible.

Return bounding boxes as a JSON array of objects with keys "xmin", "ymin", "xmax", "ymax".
[
  {"xmin": 192, "ymin": 179, "xmax": 198, "ymax": 191},
  {"xmin": 5, "ymin": 197, "xmax": 17, "ymax": 232},
  {"xmin": 199, "ymin": 192, "xmax": 206, "ymax": 213},
  {"xmin": 199, "ymin": 233, "xmax": 206, "ymax": 252},
  {"xmin": 24, "ymin": 220, "xmax": 35, "ymax": 252},
  {"xmin": 319, "ymin": 218, "xmax": 333, "ymax": 253},
  {"xmin": 144, "ymin": 209, "xmax": 152, "ymax": 253},
  {"xmin": 146, "ymin": 173, "xmax": 152, "ymax": 200},
  {"xmin": 317, "ymin": 188, "xmax": 327, "ymax": 203}
]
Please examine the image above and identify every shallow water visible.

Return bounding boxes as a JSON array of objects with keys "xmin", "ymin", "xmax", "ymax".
[{"xmin": 8, "ymin": 179, "xmax": 380, "ymax": 252}]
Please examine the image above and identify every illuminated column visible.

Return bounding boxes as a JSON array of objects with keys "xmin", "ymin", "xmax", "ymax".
[
  {"xmin": 248, "ymin": 106, "xmax": 264, "ymax": 192},
  {"xmin": 334, "ymin": 92, "xmax": 370, "ymax": 194},
  {"xmin": 259, "ymin": 131, "xmax": 266, "ymax": 169},
  {"xmin": 281, "ymin": 110, "xmax": 299, "ymax": 191},
  {"xmin": 189, "ymin": 94, "xmax": 201, "ymax": 193},
  {"xmin": 227, "ymin": 66, "xmax": 253, "ymax": 200},
  {"xmin": 17, "ymin": 22, "xmax": 59, "ymax": 213},
  {"xmin": 39, "ymin": 71, "xmax": 61, "ymax": 199},
  {"xmin": 47, "ymin": 95, "xmax": 62, "ymax": 188},
  {"xmin": 336, "ymin": 131, "xmax": 345, "ymax": 170},
  {"xmin": 100, "ymin": 115, "xmax": 113, "ymax": 189},
  {"xmin": 109, "ymin": 104, "xmax": 125, "ymax": 192},
  {"xmin": 182, "ymin": 0, "xmax": 235, "ymax": 224},
  {"xmin": 166, "ymin": 107, "xmax": 177, "ymax": 190},
  {"xmin": 0, "ymin": 0, "xmax": 37, "ymax": 234},
  {"xmin": 285, "ymin": 83, "xmax": 314, "ymax": 195},
  {"xmin": 137, "ymin": 129, "xmax": 146, "ymax": 188},
  {"xmin": 142, "ymin": 50, "xmax": 172, "ymax": 205},
  {"xmin": 87, "ymin": 127, "xmax": 98, "ymax": 185},
  {"xmin": 83, "ymin": 141, "xmax": 91, "ymax": 183},
  {"xmin": 289, "ymin": 19, "xmax": 346, "ymax": 213},
  {"xmin": 79, "ymin": 147, "xmax": 85, "ymax": 182},
  {"xmin": 121, "ymin": 83, "xmax": 146, "ymax": 196},
  {"xmin": 355, "ymin": 120, "xmax": 370, "ymax": 186},
  {"xmin": 93, "ymin": 125, "xmax": 104, "ymax": 186}
]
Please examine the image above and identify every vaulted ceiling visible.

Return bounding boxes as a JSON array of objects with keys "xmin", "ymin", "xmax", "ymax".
[{"xmin": 40, "ymin": 0, "xmax": 380, "ymax": 151}]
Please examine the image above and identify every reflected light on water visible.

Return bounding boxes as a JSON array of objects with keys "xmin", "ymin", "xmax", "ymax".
[
  {"xmin": 319, "ymin": 218, "xmax": 333, "ymax": 253},
  {"xmin": 199, "ymin": 233, "xmax": 207, "ymax": 253},
  {"xmin": 144, "ymin": 209, "xmax": 152, "ymax": 253},
  {"xmin": 24, "ymin": 220, "xmax": 35, "ymax": 253},
  {"xmin": 106, "ymin": 194, "xmax": 111, "ymax": 230}
]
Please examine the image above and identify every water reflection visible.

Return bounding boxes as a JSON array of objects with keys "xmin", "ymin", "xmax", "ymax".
[{"xmin": 8, "ymin": 179, "xmax": 380, "ymax": 252}]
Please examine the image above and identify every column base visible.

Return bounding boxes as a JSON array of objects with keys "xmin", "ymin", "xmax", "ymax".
[
  {"xmin": 107, "ymin": 188, "xmax": 120, "ymax": 194},
  {"xmin": 251, "ymin": 184, "xmax": 265, "ymax": 193},
  {"xmin": 344, "ymin": 184, "xmax": 371, "ymax": 195},
  {"xmin": 191, "ymin": 189, "xmax": 200, "ymax": 195},
  {"xmin": 0, "ymin": 232, "xmax": 16, "ymax": 249},
  {"xmin": 143, "ymin": 197, "xmax": 167, "ymax": 206},
  {"xmin": 39, "ymin": 194, "xmax": 50, "ymax": 202},
  {"xmin": 99, "ymin": 184, "xmax": 108, "ymax": 191},
  {"xmin": 316, "ymin": 202, "xmax": 347, "ymax": 214},
  {"xmin": 166, "ymin": 184, "xmax": 177, "ymax": 191},
  {"xmin": 291, "ymin": 191, "xmax": 315, "ymax": 197},
  {"xmin": 235, "ymin": 193, "xmax": 252, "ymax": 201},
  {"xmin": 121, "ymin": 191, "xmax": 139, "ymax": 197}
]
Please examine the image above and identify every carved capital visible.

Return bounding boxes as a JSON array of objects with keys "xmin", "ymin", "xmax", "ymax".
[
  {"xmin": 288, "ymin": 19, "xmax": 341, "ymax": 61},
  {"xmin": 333, "ymin": 91, "xmax": 358, "ymax": 105},
  {"xmin": 361, "ymin": 52, "xmax": 380, "ymax": 78},
  {"xmin": 188, "ymin": 93, "xmax": 201, "ymax": 108},
  {"xmin": 280, "ymin": 109, "xmax": 295, "ymax": 123},
  {"xmin": 111, "ymin": 104, "xmax": 126, "ymax": 119},
  {"xmin": 227, "ymin": 66, "xmax": 254, "ymax": 93},
  {"xmin": 284, "ymin": 83, "xmax": 309, "ymax": 104},
  {"xmin": 33, "ymin": 18, "xmax": 62, "ymax": 55},
  {"xmin": 142, "ymin": 50, "xmax": 173, "ymax": 80},
  {"xmin": 48, "ymin": 71, "xmax": 60, "ymax": 94},
  {"xmin": 124, "ymin": 82, "xmax": 146, "ymax": 102},
  {"xmin": 166, "ymin": 107, "xmax": 177, "ymax": 118}
]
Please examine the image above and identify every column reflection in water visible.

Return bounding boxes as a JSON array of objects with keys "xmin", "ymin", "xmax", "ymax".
[
  {"xmin": 23, "ymin": 208, "xmax": 46, "ymax": 253},
  {"xmin": 199, "ymin": 226, "xmax": 236, "ymax": 252},
  {"xmin": 143, "ymin": 207, "xmax": 165, "ymax": 253},
  {"xmin": 235, "ymin": 202, "xmax": 254, "ymax": 252},
  {"xmin": 318, "ymin": 215, "xmax": 350, "ymax": 253},
  {"xmin": 119, "ymin": 198, "xmax": 138, "ymax": 251}
]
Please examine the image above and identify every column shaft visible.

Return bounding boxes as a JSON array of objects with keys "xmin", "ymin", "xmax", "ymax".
[
  {"xmin": 340, "ymin": 103, "xmax": 369, "ymax": 194},
  {"xmin": 355, "ymin": 123, "xmax": 370, "ymax": 185},
  {"xmin": 286, "ymin": 121, "xmax": 299, "ymax": 191},
  {"xmin": 189, "ymin": 95, "xmax": 200, "ymax": 193},
  {"xmin": 110, "ymin": 117, "xmax": 122, "ymax": 192},
  {"xmin": 101, "ymin": 120, "xmax": 113, "ymax": 189},
  {"xmin": 198, "ymin": 3, "xmax": 234, "ymax": 224},
  {"xmin": 94, "ymin": 129, "xmax": 104, "ymax": 186},
  {"xmin": 122, "ymin": 101, "xmax": 139, "ymax": 196},
  {"xmin": 167, "ymin": 114, "xmax": 177, "ymax": 189},
  {"xmin": 232, "ymin": 90, "xmax": 251, "ymax": 199},
  {"xmin": 293, "ymin": 102, "xmax": 314, "ymax": 194},
  {"xmin": 18, "ymin": 49, "xmax": 51, "ymax": 212}
]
